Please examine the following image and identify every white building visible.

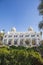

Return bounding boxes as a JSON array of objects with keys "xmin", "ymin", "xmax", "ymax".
[{"xmin": 3, "ymin": 27, "xmax": 42, "ymax": 47}]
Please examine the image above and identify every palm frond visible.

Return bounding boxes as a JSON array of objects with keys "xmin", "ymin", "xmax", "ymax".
[{"xmin": 38, "ymin": 21, "xmax": 43, "ymax": 30}]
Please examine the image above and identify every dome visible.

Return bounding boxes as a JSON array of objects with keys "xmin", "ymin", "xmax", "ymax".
[
  {"xmin": 7, "ymin": 31, "xmax": 10, "ymax": 34},
  {"xmin": 11, "ymin": 27, "xmax": 16, "ymax": 32},
  {"xmin": 28, "ymin": 26, "xmax": 34, "ymax": 31}
]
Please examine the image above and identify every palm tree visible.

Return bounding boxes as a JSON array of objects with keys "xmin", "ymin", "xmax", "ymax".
[
  {"xmin": 38, "ymin": 20, "xmax": 43, "ymax": 30},
  {"xmin": 38, "ymin": 0, "xmax": 43, "ymax": 33},
  {"xmin": 38, "ymin": 0, "xmax": 43, "ymax": 15}
]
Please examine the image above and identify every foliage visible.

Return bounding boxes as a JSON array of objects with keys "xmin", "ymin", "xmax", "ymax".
[
  {"xmin": 38, "ymin": 21, "xmax": 43, "ymax": 30},
  {"xmin": 0, "ymin": 32, "xmax": 4, "ymax": 41},
  {"xmin": 38, "ymin": 0, "xmax": 43, "ymax": 15},
  {"xmin": 0, "ymin": 46, "xmax": 43, "ymax": 65},
  {"xmin": 38, "ymin": 0, "xmax": 43, "ymax": 32},
  {"xmin": 0, "ymin": 32, "xmax": 4, "ymax": 46}
]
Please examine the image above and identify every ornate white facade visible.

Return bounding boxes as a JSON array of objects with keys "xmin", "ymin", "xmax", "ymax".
[{"xmin": 3, "ymin": 27, "xmax": 42, "ymax": 47}]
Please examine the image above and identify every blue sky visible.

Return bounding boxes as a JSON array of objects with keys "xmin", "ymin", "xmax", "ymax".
[{"xmin": 0, "ymin": 0, "xmax": 42, "ymax": 32}]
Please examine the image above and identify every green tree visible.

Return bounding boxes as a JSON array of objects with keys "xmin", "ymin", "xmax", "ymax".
[
  {"xmin": 38, "ymin": 0, "xmax": 43, "ymax": 15},
  {"xmin": 38, "ymin": 0, "xmax": 43, "ymax": 30},
  {"xmin": 38, "ymin": 20, "xmax": 43, "ymax": 30}
]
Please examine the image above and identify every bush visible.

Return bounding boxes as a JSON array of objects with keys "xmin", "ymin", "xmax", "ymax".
[{"xmin": 0, "ymin": 46, "xmax": 43, "ymax": 65}]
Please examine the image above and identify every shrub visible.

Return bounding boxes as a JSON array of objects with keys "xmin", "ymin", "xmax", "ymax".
[{"xmin": 0, "ymin": 46, "xmax": 43, "ymax": 65}]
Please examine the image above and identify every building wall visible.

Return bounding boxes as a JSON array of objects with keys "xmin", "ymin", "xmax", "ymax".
[{"xmin": 3, "ymin": 31, "xmax": 42, "ymax": 47}]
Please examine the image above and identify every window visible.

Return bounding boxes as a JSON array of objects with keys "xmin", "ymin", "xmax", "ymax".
[
  {"xmin": 20, "ymin": 35, "xmax": 23, "ymax": 37},
  {"xmin": 25, "ymin": 39, "xmax": 30, "ymax": 45},
  {"xmin": 20, "ymin": 39, "xmax": 24, "ymax": 46},
  {"xmin": 14, "ymin": 35, "xmax": 18, "ymax": 37},
  {"xmin": 14, "ymin": 39, "xmax": 18, "ymax": 45},
  {"xmin": 38, "ymin": 38, "xmax": 40, "ymax": 40},
  {"xmin": 8, "ymin": 35, "xmax": 12, "ymax": 37},
  {"xmin": 32, "ymin": 39, "xmax": 36, "ymax": 45},
  {"xmin": 8, "ymin": 39, "xmax": 12, "ymax": 45},
  {"xmin": 4, "ymin": 39, "xmax": 7, "ymax": 44},
  {"xmin": 5, "ymin": 35, "xmax": 7, "ymax": 37},
  {"xmin": 31, "ymin": 35, "xmax": 35, "ymax": 37},
  {"xmin": 37, "ymin": 35, "xmax": 39, "ymax": 37},
  {"xmin": 25, "ymin": 35, "xmax": 29, "ymax": 37}
]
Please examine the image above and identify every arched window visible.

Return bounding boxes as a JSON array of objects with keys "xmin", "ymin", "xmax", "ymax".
[
  {"xmin": 32, "ymin": 39, "xmax": 36, "ymax": 45},
  {"xmin": 20, "ymin": 39, "xmax": 24, "ymax": 46},
  {"xmin": 8, "ymin": 39, "xmax": 12, "ymax": 45},
  {"xmin": 25, "ymin": 39, "xmax": 30, "ymax": 45},
  {"xmin": 14, "ymin": 39, "xmax": 18, "ymax": 45}
]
